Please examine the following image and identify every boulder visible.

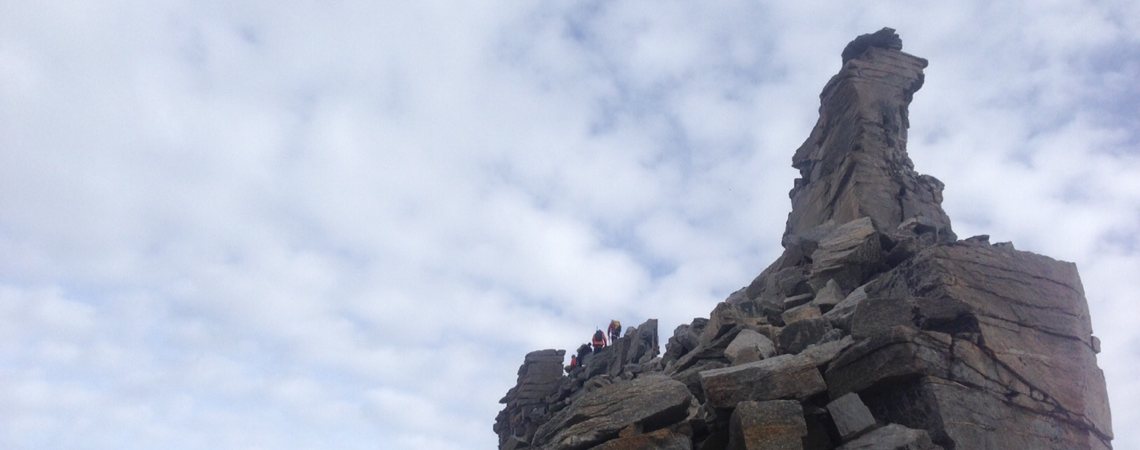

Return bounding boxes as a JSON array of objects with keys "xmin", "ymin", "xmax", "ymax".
[
  {"xmin": 724, "ymin": 329, "xmax": 777, "ymax": 365},
  {"xmin": 849, "ymin": 295, "xmax": 914, "ymax": 340},
  {"xmin": 671, "ymin": 327, "xmax": 741, "ymax": 375},
  {"xmin": 860, "ymin": 377, "xmax": 1108, "ymax": 449},
  {"xmin": 825, "ymin": 326, "xmax": 952, "ymax": 397},
  {"xmin": 827, "ymin": 324, "xmax": 1113, "ymax": 449},
  {"xmin": 811, "ymin": 279, "xmax": 845, "ymax": 311},
  {"xmin": 798, "ymin": 336, "xmax": 855, "ymax": 369},
  {"xmin": 826, "ymin": 393, "xmax": 876, "ymax": 441},
  {"xmin": 700, "ymin": 354, "xmax": 827, "ymax": 409},
  {"xmin": 589, "ymin": 427, "xmax": 692, "ymax": 450},
  {"xmin": 671, "ymin": 359, "xmax": 727, "ymax": 404},
  {"xmin": 727, "ymin": 400, "xmax": 807, "ymax": 450},
  {"xmin": 700, "ymin": 302, "xmax": 749, "ymax": 345},
  {"xmin": 836, "ymin": 423, "xmax": 940, "ymax": 450},
  {"xmin": 870, "ymin": 244, "xmax": 1112, "ymax": 440},
  {"xmin": 778, "ymin": 317, "xmax": 833, "ymax": 354},
  {"xmin": 808, "ymin": 218, "xmax": 884, "ymax": 292},
  {"xmin": 533, "ymin": 375, "xmax": 695, "ymax": 450},
  {"xmin": 822, "ymin": 284, "xmax": 868, "ymax": 331}
]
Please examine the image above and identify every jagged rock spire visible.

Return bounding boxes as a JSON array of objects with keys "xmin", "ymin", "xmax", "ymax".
[
  {"xmin": 495, "ymin": 29, "xmax": 1112, "ymax": 450},
  {"xmin": 784, "ymin": 27, "xmax": 955, "ymax": 246}
]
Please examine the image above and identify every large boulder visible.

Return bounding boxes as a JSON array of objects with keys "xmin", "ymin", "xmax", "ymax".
[
  {"xmin": 724, "ymin": 329, "xmax": 777, "ymax": 365},
  {"xmin": 700, "ymin": 354, "xmax": 827, "ymax": 409},
  {"xmin": 826, "ymin": 393, "xmax": 876, "ymax": 441},
  {"xmin": 836, "ymin": 423, "xmax": 940, "ymax": 450},
  {"xmin": 808, "ymin": 218, "xmax": 884, "ymax": 292},
  {"xmin": 778, "ymin": 317, "xmax": 833, "ymax": 354},
  {"xmin": 589, "ymin": 427, "xmax": 692, "ymax": 450},
  {"xmin": 825, "ymin": 326, "xmax": 953, "ymax": 398},
  {"xmin": 532, "ymin": 375, "xmax": 695, "ymax": 450},
  {"xmin": 860, "ymin": 377, "xmax": 1107, "ymax": 450},
  {"xmin": 870, "ymin": 243, "xmax": 1112, "ymax": 442},
  {"xmin": 727, "ymin": 400, "xmax": 807, "ymax": 450}
]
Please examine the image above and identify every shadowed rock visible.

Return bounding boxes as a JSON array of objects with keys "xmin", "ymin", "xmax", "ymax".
[
  {"xmin": 826, "ymin": 393, "xmax": 876, "ymax": 441},
  {"xmin": 836, "ymin": 424, "xmax": 940, "ymax": 450}
]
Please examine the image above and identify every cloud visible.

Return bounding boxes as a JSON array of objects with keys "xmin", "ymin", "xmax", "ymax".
[{"xmin": 1, "ymin": 1, "xmax": 1138, "ymax": 448}]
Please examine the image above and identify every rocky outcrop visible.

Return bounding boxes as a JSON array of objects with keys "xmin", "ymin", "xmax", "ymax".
[
  {"xmin": 494, "ymin": 349, "xmax": 566, "ymax": 447},
  {"xmin": 494, "ymin": 28, "xmax": 1112, "ymax": 449},
  {"xmin": 784, "ymin": 28, "xmax": 954, "ymax": 247}
]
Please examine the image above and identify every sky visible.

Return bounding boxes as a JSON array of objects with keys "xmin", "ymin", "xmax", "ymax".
[{"xmin": 1, "ymin": 1, "xmax": 1138, "ymax": 449}]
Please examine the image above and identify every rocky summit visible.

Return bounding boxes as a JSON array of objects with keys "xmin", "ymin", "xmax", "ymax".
[{"xmin": 494, "ymin": 28, "xmax": 1112, "ymax": 450}]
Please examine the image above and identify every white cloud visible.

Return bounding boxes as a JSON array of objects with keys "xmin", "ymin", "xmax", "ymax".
[{"xmin": 1, "ymin": 1, "xmax": 1138, "ymax": 448}]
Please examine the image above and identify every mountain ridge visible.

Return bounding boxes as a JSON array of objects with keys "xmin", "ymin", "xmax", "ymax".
[{"xmin": 494, "ymin": 28, "xmax": 1112, "ymax": 450}]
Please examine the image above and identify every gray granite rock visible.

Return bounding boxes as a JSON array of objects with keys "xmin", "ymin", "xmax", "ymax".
[
  {"xmin": 827, "ymin": 393, "xmax": 876, "ymax": 441},
  {"xmin": 778, "ymin": 317, "xmax": 832, "ymax": 354},
  {"xmin": 700, "ymin": 354, "xmax": 827, "ymax": 409},
  {"xmin": 724, "ymin": 329, "xmax": 777, "ymax": 365}
]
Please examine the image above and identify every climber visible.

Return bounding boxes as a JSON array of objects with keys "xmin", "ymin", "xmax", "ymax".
[
  {"xmin": 566, "ymin": 354, "xmax": 578, "ymax": 373},
  {"xmin": 591, "ymin": 329, "xmax": 607, "ymax": 352},
  {"xmin": 608, "ymin": 319, "xmax": 622, "ymax": 342},
  {"xmin": 576, "ymin": 343, "xmax": 591, "ymax": 365}
]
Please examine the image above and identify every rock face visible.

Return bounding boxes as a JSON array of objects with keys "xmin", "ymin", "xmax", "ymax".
[
  {"xmin": 494, "ymin": 349, "xmax": 566, "ymax": 447},
  {"xmin": 494, "ymin": 28, "xmax": 1112, "ymax": 449},
  {"xmin": 785, "ymin": 30, "xmax": 955, "ymax": 247}
]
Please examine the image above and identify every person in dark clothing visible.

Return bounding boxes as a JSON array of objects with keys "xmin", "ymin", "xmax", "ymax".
[{"xmin": 576, "ymin": 343, "xmax": 592, "ymax": 366}]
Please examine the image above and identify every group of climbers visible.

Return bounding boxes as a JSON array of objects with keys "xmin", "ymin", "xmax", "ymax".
[{"xmin": 567, "ymin": 320, "xmax": 622, "ymax": 372}]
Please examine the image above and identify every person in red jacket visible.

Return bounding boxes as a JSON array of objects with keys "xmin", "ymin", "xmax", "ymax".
[{"xmin": 591, "ymin": 329, "xmax": 607, "ymax": 352}]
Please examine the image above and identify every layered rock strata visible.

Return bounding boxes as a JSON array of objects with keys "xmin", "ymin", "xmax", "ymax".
[{"xmin": 494, "ymin": 28, "xmax": 1112, "ymax": 450}]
